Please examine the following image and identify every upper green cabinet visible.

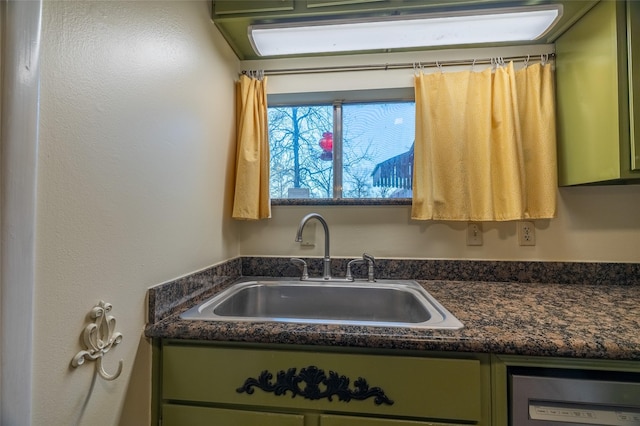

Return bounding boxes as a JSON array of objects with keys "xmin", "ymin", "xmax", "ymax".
[
  {"xmin": 627, "ymin": 0, "xmax": 640, "ymax": 172},
  {"xmin": 306, "ymin": 0, "xmax": 388, "ymax": 8},
  {"xmin": 214, "ymin": 1, "xmax": 294, "ymax": 15},
  {"xmin": 212, "ymin": 0, "xmax": 597, "ymax": 60},
  {"xmin": 556, "ymin": 0, "xmax": 640, "ymax": 185}
]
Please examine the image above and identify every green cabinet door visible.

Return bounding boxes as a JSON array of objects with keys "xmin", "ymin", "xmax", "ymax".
[
  {"xmin": 162, "ymin": 404, "xmax": 304, "ymax": 426},
  {"xmin": 214, "ymin": 1, "xmax": 294, "ymax": 15},
  {"xmin": 306, "ymin": 0, "xmax": 387, "ymax": 8},
  {"xmin": 627, "ymin": 0, "xmax": 640, "ymax": 170},
  {"xmin": 556, "ymin": 0, "xmax": 640, "ymax": 185},
  {"xmin": 320, "ymin": 414, "xmax": 467, "ymax": 425},
  {"xmin": 162, "ymin": 344, "xmax": 485, "ymax": 423}
]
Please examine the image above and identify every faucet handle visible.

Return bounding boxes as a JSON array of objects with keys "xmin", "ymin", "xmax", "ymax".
[
  {"xmin": 346, "ymin": 258, "xmax": 366, "ymax": 281},
  {"xmin": 362, "ymin": 253, "xmax": 376, "ymax": 282},
  {"xmin": 290, "ymin": 258, "xmax": 309, "ymax": 280}
]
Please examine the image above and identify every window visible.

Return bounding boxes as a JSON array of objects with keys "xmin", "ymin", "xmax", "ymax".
[{"xmin": 268, "ymin": 100, "xmax": 415, "ymax": 201}]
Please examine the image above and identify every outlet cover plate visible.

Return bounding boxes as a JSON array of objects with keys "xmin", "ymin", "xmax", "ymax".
[{"xmin": 518, "ymin": 221, "xmax": 536, "ymax": 246}]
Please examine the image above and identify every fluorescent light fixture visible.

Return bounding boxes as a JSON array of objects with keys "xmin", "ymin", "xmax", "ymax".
[{"xmin": 248, "ymin": 5, "xmax": 562, "ymax": 56}]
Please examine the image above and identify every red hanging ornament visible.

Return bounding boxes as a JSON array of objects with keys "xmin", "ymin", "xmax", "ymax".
[{"xmin": 319, "ymin": 132, "xmax": 333, "ymax": 153}]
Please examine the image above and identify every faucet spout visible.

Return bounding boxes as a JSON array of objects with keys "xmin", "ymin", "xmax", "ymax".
[{"xmin": 295, "ymin": 213, "xmax": 331, "ymax": 280}]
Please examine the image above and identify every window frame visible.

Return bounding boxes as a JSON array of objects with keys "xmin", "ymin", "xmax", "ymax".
[{"xmin": 267, "ymin": 89, "xmax": 415, "ymax": 206}]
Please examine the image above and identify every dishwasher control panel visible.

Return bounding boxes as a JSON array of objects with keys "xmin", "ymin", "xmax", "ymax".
[
  {"xmin": 510, "ymin": 371, "xmax": 640, "ymax": 426},
  {"xmin": 530, "ymin": 402, "xmax": 640, "ymax": 425}
]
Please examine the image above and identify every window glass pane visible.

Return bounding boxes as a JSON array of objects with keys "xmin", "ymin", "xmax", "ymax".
[
  {"xmin": 267, "ymin": 101, "xmax": 415, "ymax": 200},
  {"xmin": 343, "ymin": 102, "xmax": 414, "ymax": 198},
  {"xmin": 268, "ymin": 105, "xmax": 333, "ymax": 199}
]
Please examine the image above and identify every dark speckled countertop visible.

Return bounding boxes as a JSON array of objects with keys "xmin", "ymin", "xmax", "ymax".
[{"xmin": 145, "ymin": 260, "xmax": 640, "ymax": 360}]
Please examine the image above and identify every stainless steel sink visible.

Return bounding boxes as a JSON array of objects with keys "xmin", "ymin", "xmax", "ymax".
[{"xmin": 181, "ymin": 278, "xmax": 463, "ymax": 329}]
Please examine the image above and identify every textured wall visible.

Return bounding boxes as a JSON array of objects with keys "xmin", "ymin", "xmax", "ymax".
[
  {"xmin": 34, "ymin": 2, "xmax": 239, "ymax": 424},
  {"xmin": 238, "ymin": 186, "xmax": 640, "ymax": 263}
]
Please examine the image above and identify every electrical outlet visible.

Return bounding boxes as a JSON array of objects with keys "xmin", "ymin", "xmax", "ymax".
[
  {"xmin": 518, "ymin": 221, "xmax": 536, "ymax": 246},
  {"xmin": 467, "ymin": 222, "xmax": 483, "ymax": 246}
]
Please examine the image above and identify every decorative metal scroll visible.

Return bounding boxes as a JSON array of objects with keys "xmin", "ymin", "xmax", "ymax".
[
  {"xmin": 71, "ymin": 300, "xmax": 123, "ymax": 381},
  {"xmin": 236, "ymin": 365, "xmax": 394, "ymax": 406}
]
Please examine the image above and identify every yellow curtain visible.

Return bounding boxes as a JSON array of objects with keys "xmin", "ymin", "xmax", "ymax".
[
  {"xmin": 412, "ymin": 62, "xmax": 557, "ymax": 221},
  {"xmin": 232, "ymin": 74, "xmax": 271, "ymax": 220}
]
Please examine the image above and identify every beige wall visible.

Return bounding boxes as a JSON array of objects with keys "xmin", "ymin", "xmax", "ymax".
[
  {"xmin": 34, "ymin": 1, "xmax": 239, "ymax": 425},
  {"xmin": 238, "ymin": 46, "xmax": 640, "ymax": 264},
  {"xmin": 238, "ymin": 185, "xmax": 640, "ymax": 263}
]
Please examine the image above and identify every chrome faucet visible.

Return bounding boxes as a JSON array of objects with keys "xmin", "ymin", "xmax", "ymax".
[{"xmin": 295, "ymin": 213, "xmax": 331, "ymax": 280}]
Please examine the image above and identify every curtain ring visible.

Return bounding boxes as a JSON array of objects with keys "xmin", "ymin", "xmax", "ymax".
[
  {"xmin": 471, "ymin": 59, "xmax": 476, "ymax": 72},
  {"xmin": 435, "ymin": 61, "xmax": 443, "ymax": 73},
  {"xmin": 541, "ymin": 54, "xmax": 548, "ymax": 66},
  {"xmin": 523, "ymin": 55, "xmax": 530, "ymax": 68}
]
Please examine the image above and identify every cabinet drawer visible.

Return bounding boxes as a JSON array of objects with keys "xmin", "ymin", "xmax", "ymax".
[
  {"xmin": 162, "ymin": 344, "xmax": 483, "ymax": 423},
  {"xmin": 321, "ymin": 413, "xmax": 466, "ymax": 425},
  {"xmin": 162, "ymin": 404, "xmax": 304, "ymax": 426},
  {"xmin": 214, "ymin": 0, "xmax": 294, "ymax": 15},
  {"xmin": 306, "ymin": 0, "xmax": 388, "ymax": 8}
]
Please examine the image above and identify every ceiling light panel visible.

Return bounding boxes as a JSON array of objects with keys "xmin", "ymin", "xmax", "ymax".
[{"xmin": 249, "ymin": 5, "xmax": 562, "ymax": 56}]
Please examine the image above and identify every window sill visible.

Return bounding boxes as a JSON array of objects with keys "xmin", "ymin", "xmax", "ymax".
[{"xmin": 271, "ymin": 198, "xmax": 412, "ymax": 206}]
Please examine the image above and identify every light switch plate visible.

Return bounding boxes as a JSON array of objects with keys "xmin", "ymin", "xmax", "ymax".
[{"xmin": 467, "ymin": 222, "xmax": 483, "ymax": 246}]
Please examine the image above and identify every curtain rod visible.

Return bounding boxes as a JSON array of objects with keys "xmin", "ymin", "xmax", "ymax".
[{"xmin": 242, "ymin": 53, "xmax": 555, "ymax": 77}]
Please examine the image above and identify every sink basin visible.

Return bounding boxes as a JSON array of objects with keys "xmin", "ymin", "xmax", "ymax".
[{"xmin": 181, "ymin": 278, "xmax": 463, "ymax": 329}]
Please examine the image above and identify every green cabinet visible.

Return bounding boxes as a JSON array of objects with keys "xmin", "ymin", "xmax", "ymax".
[
  {"xmin": 320, "ymin": 414, "xmax": 467, "ymax": 425},
  {"xmin": 162, "ymin": 405, "xmax": 464, "ymax": 426},
  {"xmin": 306, "ymin": 0, "xmax": 388, "ymax": 8},
  {"xmin": 158, "ymin": 341, "xmax": 491, "ymax": 425},
  {"xmin": 212, "ymin": 0, "xmax": 590, "ymax": 60},
  {"xmin": 155, "ymin": 341, "xmax": 640, "ymax": 426},
  {"xmin": 163, "ymin": 404, "xmax": 304, "ymax": 426},
  {"xmin": 627, "ymin": 0, "xmax": 640, "ymax": 172},
  {"xmin": 213, "ymin": 1, "xmax": 294, "ymax": 15},
  {"xmin": 556, "ymin": 0, "xmax": 640, "ymax": 185}
]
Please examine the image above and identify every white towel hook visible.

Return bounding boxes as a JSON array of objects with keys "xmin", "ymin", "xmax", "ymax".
[{"xmin": 71, "ymin": 300, "xmax": 124, "ymax": 381}]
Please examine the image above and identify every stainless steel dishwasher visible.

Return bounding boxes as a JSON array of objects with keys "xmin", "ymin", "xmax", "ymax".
[{"xmin": 510, "ymin": 368, "xmax": 640, "ymax": 425}]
